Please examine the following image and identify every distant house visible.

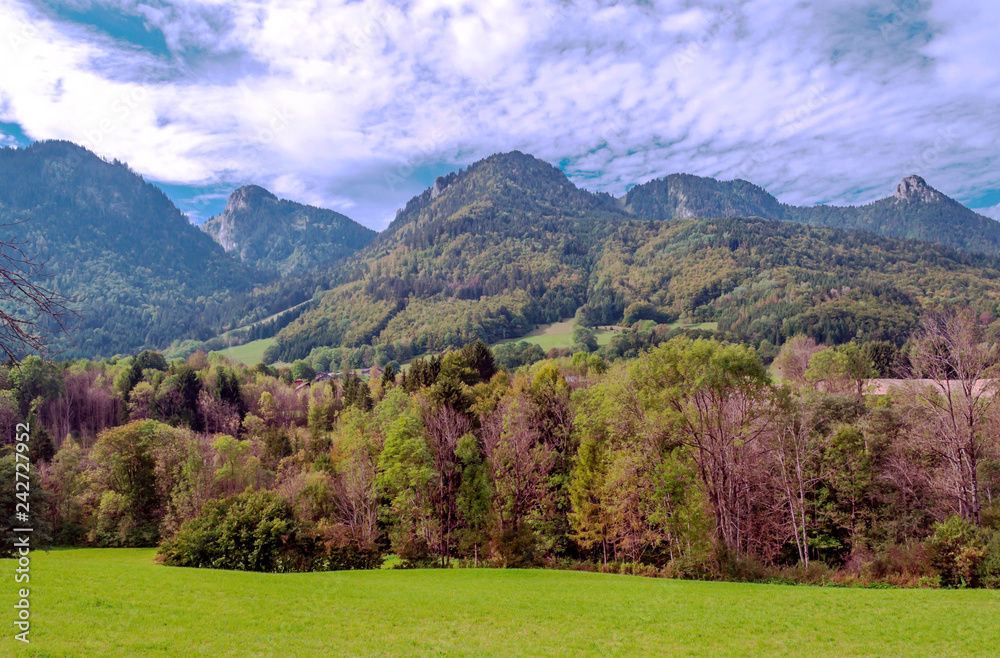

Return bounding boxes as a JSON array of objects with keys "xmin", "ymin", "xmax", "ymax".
[{"xmin": 295, "ymin": 372, "xmax": 338, "ymax": 391}]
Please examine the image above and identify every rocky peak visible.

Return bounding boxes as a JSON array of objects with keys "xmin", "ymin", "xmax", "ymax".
[
  {"xmin": 894, "ymin": 175, "xmax": 942, "ymax": 204},
  {"xmin": 430, "ymin": 176, "xmax": 451, "ymax": 199},
  {"xmin": 225, "ymin": 185, "xmax": 277, "ymax": 213},
  {"xmin": 214, "ymin": 185, "xmax": 277, "ymax": 254}
]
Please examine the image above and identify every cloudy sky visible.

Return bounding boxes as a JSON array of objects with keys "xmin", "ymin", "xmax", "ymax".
[{"xmin": 1, "ymin": 0, "xmax": 998, "ymax": 229}]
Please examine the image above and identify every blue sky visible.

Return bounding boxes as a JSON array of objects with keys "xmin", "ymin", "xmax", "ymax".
[{"xmin": 1, "ymin": 0, "xmax": 998, "ymax": 229}]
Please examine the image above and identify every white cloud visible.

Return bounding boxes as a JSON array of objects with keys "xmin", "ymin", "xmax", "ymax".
[
  {"xmin": 0, "ymin": 0, "xmax": 998, "ymax": 229},
  {"xmin": 976, "ymin": 205, "xmax": 1000, "ymax": 222}
]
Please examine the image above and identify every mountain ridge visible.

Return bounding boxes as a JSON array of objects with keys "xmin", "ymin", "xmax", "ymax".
[
  {"xmin": 202, "ymin": 184, "xmax": 376, "ymax": 276},
  {"xmin": 0, "ymin": 140, "xmax": 263, "ymax": 357},
  {"xmin": 624, "ymin": 171, "xmax": 1000, "ymax": 256},
  {"xmin": 5, "ymin": 141, "xmax": 1000, "ymax": 362}
]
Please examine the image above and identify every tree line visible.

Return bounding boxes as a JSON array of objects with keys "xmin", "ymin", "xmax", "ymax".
[{"xmin": 2, "ymin": 316, "xmax": 1000, "ymax": 587}]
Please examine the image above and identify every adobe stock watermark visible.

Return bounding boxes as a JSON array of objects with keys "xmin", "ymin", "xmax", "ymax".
[
  {"xmin": 228, "ymin": 4, "xmax": 401, "ymax": 167},
  {"xmin": 331, "ymin": 2, "xmax": 401, "ymax": 61},
  {"xmin": 11, "ymin": 422, "xmax": 34, "ymax": 644},
  {"xmin": 901, "ymin": 127, "xmax": 957, "ymax": 178},
  {"xmin": 383, "ymin": 75, "xmax": 498, "ymax": 191},
  {"xmin": 231, "ymin": 81, "xmax": 297, "ymax": 161},
  {"xmin": 672, "ymin": 5, "xmax": 740, "ymax": 71},
  {"xmin": 738, "ymin": 84, "xmax": 830, "ymax": 180},
  {"xmin": 50, "ymin": 77, "xmax": 154, "ymax": 183}
]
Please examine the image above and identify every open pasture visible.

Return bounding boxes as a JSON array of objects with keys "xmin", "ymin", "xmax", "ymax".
[{"xmin": 2, "ymin": 549, "xmax": 999, "ymax": 656}]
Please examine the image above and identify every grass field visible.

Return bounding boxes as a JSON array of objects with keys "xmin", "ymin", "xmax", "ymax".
[
  {"xmin": 496, "ymin": 320, "xmax": 619, "ymax": 352},
  {"xmin": 2, "ymin": 550, "xmax": 999, "ymax": 656},
  {"xmin": 217, "ymin": 338, "xmax": 275, "ymax": 366}
]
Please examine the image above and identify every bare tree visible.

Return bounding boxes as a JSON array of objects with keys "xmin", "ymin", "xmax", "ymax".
[
  {"xmin": 481, "ymin": 394, "xmax": 554, "ymax": 536},
  {"xmin": 773, "ymin": 335, "xmax": 821, "ymax": 386},
  {"xmin": 907, "ymin": 310, "xmax": 999, "ymax": 525},
  {"xmin": 1, "ymin": 222, "xmax": 75, "ymax": 361},
  {"xmin": 634, "ymin": 339, "xmax": 781, "ymax": 558},
  {"xmin": 772, "ymin": 396, "xmax": 823, "ymax": 566},
  {"xmin": 423, "ymin": 404, "xmax": 472, "ymax": 566}
]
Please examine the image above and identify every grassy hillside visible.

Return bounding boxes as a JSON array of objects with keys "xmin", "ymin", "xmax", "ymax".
[
  {"xmin": 493, "ymin": 319, "xmax": 619, "ymax": 351},
  {"xmin": 3, "ymin": 549, "xmax": 998, "ymax": 656},
  {"xmin": 217, "ymin": 337, "xmax": 275, "ymax": 365}
]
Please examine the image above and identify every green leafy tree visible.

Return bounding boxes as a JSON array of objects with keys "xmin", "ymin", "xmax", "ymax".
[{"xmin": 456, "ymin": 433, "xmax": 493, "ymax": 565}]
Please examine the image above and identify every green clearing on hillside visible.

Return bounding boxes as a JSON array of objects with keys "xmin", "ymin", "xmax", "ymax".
[
  {"xmin": 495, "ymin": 319, "xmax": 619, "ymax": 352},
  {"xmin": 3, "ymin": 550, "xmax": 999, "ymax": 656},
  {"xmin": 217, "ymin": 337, "xmax": 276, "ymax": 366}
]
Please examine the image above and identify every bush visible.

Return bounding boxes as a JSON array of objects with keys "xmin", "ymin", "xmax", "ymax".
[
  {"xmin": 863, "ymin": 544, "xmax": 934, "ymax": 586},
  {"xmin": 302, "ymin": 523, "xmax": 384, "ymax": 571},
  {"xmin": 976, "ymin": 531, "xmax": 1000, "ymax": 589},
  {"xmin": 494, "ymin": 526, "xmax": 538, "ymax": 568},
  {"xmin": 927, "ymin": 516, "xmax": 986, "ymax": 588},
  {"xmin": 158, "ymin": 489, "xmax": 297, "ymax": 572}
]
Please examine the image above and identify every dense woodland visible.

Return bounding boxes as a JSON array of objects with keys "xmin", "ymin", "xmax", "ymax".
[{"xmin": 4, "ymin": 310, "xmax": 1000, "ymax": 588}]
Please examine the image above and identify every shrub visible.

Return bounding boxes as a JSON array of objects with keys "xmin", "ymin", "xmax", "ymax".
[
  {"xmin": 494, "ymin": 526, "xmax": 538, "ymax": 568},
  {"xmin": 301, "ymin": 523, "xmax": 385, "ymax": 571},
  {"xmin": 927, "ymin": 516, "xmax": 986, "ymax": 588},
  {"xmin": 863, "ymin": 544, "xmax": 934, "ymax": 586},
  {"xmin": 159, "ymin": 490, "xmax": 298, "ymax": 572},
  {"xmin": 976, "ymin": 531, "xmax": 1000, "ymax": 589}
]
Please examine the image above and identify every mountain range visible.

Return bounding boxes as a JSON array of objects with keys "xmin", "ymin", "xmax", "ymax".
[
  {"xmin": 625, "ymin": 172, "xmax": 1000, "ymax": 255},
  {"xmin": 3, "ymin": 140, "xmax": 999, "ymax": 361}
]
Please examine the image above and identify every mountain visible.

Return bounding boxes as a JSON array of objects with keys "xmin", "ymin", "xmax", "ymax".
[
  {"xmin": 201, "ymin": 185, "xmax": 376, "ymax": 276},
  {"xmin": 625, "ymin": 173, "xmax": 1000, "ymax": 257},
  {"xmin": 0, "ymin": 141, "xmax": 263, "ymax": 357},
  {"xmin": 785, "ymin": 176, "xmax": 1000, "ymax": 255},
  {"xmin": 7, "ymin": 142, "xmax": 1000, "ymax": 363},
  {"xmin": 268, "ymin": 151, "xmax": 626, "ymax": 362},
  {"xmin": 586, "ymin": 216, "xmax": 1000, "ymax": 349},
  {"xmin": 267, "ymin": 152, "xmax": 1000, "ymax": 365},
  {"xmin": 624, "ymin": 174, "xmax": 784, "ymax": 220}
]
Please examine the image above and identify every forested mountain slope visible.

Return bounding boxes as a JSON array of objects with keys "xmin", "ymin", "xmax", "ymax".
[
  {"xmin": 625, "ymin": 173, "xmax": 1000, "ymax": 257},
  {"xmin": 0, "ymin": 141, "xmax": 263, "ymax": 357},
  {"xmin": 268, "ymin": 151, "xmax": 627, "ymax": 361},
  {"xmin": 269, "ymin": 152, "xmax": 1000, "ymax": 364},
  {"xmin": 201, "ymin": 185, "xmax": 376, "ymax": 276},
  {"xmin": 585, "ymin": 217, "xmax": 1000, "ymax": 349},
  {"xmin": 7, "ymin": 142, "xmax": 1000, "ymax": 363}
]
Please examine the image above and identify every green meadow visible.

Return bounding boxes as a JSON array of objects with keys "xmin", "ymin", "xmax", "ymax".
[
  {"xmin": 495, "ymin": 320, "xmax": 619, "ymax": 352},
  {"xmin": 217, "ymin": 337, "xmax": 276, "ymax": 366},
  {"xmin": 2, "ymin": 549, "xmax": 999, "ymax": 656}
]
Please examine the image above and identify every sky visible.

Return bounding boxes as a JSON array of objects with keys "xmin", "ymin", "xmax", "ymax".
[{"xmin": 0, "ymin": 0, "xmax": 998, "ymax": 229}]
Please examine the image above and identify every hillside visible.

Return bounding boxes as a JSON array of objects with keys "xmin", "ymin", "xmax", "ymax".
[
  {"xmin": 268, "ymin": 152, "xmax": 1000, "ymax": 364},
  {"xmin": 268, "ymin": 151, "xmax": 626, "ymax": 362},
  {"xmin": 0, "ymin": 141, "xmax": 263, "ymax": 357},
  {"xmin": 201, "ymin": 185, "xmax": 376, "ymax": 276},
  {"xmin": 6, "ymin": 142, "xmax": 1000, "ymax": 363},
  {"xmin": 586, "ymin": 217, "xmax": 1000, "ymax": 349},
  {"xmin": 625, "ymin": 173, "xmax": 1000, "ymax": 256}
]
